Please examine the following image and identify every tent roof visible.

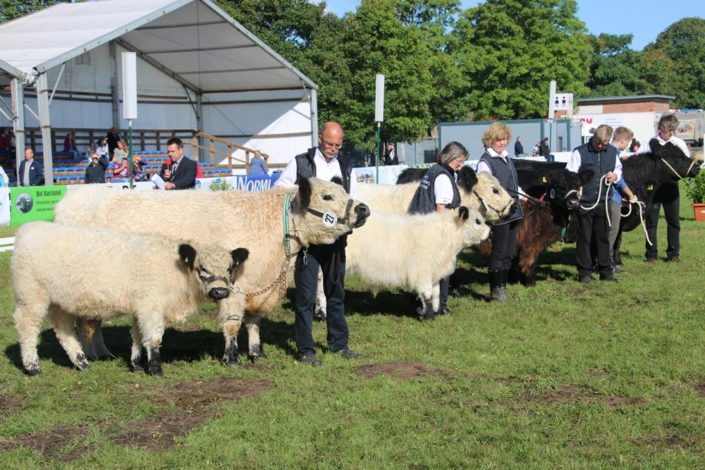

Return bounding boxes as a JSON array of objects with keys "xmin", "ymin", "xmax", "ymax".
[{"xmin": 0, "ymin": 0, "xmax": 316, "ymax": 92}]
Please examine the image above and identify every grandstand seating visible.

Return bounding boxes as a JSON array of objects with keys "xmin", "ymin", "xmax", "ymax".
[{"xmin": 0, "ymin": 149, "xmax": 233, "ymax": 185}]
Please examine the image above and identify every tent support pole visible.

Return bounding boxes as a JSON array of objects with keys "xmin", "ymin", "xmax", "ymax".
[
  {"xmin": 37, "ymin": 73, "xmax": 54, "ymax": 186},
  {"xmin": 11, "ymin": 78, "xmax": 26, "ymax": 179}
]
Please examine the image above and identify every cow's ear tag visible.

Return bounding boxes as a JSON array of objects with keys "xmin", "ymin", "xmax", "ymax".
[
  {"xmin": 647, "ymin": 184, "xmax": 654, "ymax": 191},
  {"xmin": 322, "ymin": 211, "xmax": 338, "ymax": 228},
  {"xmin": 549, "ymin": 188, "xmax": 556, "ymax": 199},
  {"xmin": 542, "ymin": 175, "xmax": 548, "ymax": 183}
]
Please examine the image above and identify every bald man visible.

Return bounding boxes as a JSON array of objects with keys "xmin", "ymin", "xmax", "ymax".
[{"xmin": 275, "ymin": 122, "xmax": 361, "ymax": 366}]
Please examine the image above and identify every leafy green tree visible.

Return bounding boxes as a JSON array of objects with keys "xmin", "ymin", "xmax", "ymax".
[
  {"xmin": 585, "ymin": 33, "xmax": 645, "ymax": 97},
  {"xmin": 643, "ymin": 18, "xmax": 705, "ymax": 109},
  {"xmin": 453, "ymin": 0, "xmax": 592, "ymax": 119},
  {"xmin": 340, "ymin": 0, "xmax": 435, "ymax": 148},
  {"xmin": 395, "ymin": 0, "xmax": 469, "ymax": 127},
  {"xmin": 0, "ymin": 0, "xmax": 61, "ymax": 24}
]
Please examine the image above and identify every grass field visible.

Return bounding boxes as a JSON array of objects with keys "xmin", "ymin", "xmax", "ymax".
[{"xmin": 1, "ymin": 190, "xmax": 704, "ymax": 468}]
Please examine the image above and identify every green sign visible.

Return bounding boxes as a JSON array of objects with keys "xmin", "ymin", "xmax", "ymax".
[{"xmin": 10, "ymin": 186, "xmax": 68, "ymax": 226}]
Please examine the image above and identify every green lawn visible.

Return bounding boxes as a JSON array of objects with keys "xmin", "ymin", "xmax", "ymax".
[{"xmin": 1, "ymin": 191, "xmax": 704, "ymax": 468}]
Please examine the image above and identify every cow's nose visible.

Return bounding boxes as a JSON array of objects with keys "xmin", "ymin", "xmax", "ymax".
[
  {"xmin": 354, "ymin": 203, "xmax": 370, "ymax": 227},
  {"xmin": 566, "ymin": 198, "xmax": 579, "ymax": 210},
  {"xmin": 208, "ymin": 287, "xmax": 230, "ymax": 300},
  {"xmin": 356, "ymin": 203, "xmax": 370, "ymax": 217}
]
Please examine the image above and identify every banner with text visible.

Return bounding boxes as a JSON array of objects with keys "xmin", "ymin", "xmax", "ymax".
[{"xmin": 10, "ymin": 186, "xmax": 68, "ymax": 226}]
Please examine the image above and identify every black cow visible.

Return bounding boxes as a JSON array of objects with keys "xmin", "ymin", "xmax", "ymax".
[
  {"xmin": 612, "ymin": 140, "xmax": 700, "ymax": 264},
  {"xmin": 396, "ymin": 161, "xmax": 592, "ymax": 285},
  {"xmin": 476, "ymin": 160, "xmax": 592, "ymax": 285}
]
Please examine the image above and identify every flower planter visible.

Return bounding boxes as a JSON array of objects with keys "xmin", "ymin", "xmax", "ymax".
[{"xmin": 693, "ymin": 203, "xmax": 705, "ymax": 222}]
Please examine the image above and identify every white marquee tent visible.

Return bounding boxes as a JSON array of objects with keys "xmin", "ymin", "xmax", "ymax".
[{"xmin": 0, "ymin": 0, "xmax": 318, "ymax": 183}]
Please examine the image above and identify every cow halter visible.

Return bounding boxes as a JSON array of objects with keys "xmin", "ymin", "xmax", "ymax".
[
  {"xmin": 660, "ymin": 157, "xmax": 698, "ymax": 180},
  {"xmin": 306, "ymin": 198, "xmax": 355, "ymax": 228}
]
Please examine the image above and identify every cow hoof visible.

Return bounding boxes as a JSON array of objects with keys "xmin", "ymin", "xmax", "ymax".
[
  {"xmin": 313, "ymin": 309, "xmax": 326, "ymax": 320},
  {"xmin": 148, "ymin": 365, "xmax": 163, "ymax": 377},
  {"xmin": 25, "ymin": 364, "xmax": 41, "ymax": 376},
  {"xmin": 249, "ymin": 345, "xmax": 267, "ymax": 363},
  {"xmin": 75, "ymin": 353, "xmax": 90, "ymax": 370},
  {"xmin": 130, "ymin": 360, "xmax": 143, "ymax": 373},
  {"xmin": 223, "ymin": 354, "xmax": 242, "ymax": 366}
]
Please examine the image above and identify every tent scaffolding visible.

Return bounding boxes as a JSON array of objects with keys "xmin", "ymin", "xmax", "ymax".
[{"xmin": 0, "ymin": 0, "xmax": 318, "ymax": 184}]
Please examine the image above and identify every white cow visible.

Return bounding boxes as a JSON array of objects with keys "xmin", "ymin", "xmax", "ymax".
[
  {"xmin": 53, "ymin": 178, "xmax": 370, "ymax": 365},
  {"xmin": 12, "ymin": 221, "xmax": 249, "ymax": 376},
  {"xmin": 315, "ymin": 166, "xmax": 512, "ymax": 318},
  {"xmin": 345, "ymin": 207, "xmax": 490, "ymax": 320}
]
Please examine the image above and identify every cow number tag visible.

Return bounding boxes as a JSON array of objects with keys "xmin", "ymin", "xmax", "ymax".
[{"xmin": 322, "ymin": 212, "xmax": 338, "ymax": 227}]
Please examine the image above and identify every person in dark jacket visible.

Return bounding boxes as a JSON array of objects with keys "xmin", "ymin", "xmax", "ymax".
[
  {"xmin": 18, "ymin": 148, "xmax": 44, "ymax": 186},
  {"xmin": 638, "ymin": 114, "xmax": 691, "ymax": 263},
  {"xmin": 84, "ymin": 151, "xmax": 107, "ymax": 184},
  {"xmin": 539, "ymin": 138, "xmax": 550, "ymax": 158},
  {"xmin": 382, "ymin": 142, "xmax": 398, "ymax": 165},
  {"xmin": 567, "ymin": 124, "xmax": 621, "ymax": 283},
  {"xmin": 477, "ymin": 122, "xmax": 523, "ymax": 302},
  {"xmin": 162, "ymin": 137, "xmax": 197, "ymax": 190},
  {"xmin": 514, "ymin": 136, "xmax": 524, "ymax": 157},
  {"xmin": 408, "ymin": 141, "xmax": 468, "ymax": 318},
  {"xmin": 274, "ymin": 121, "xmax": 363, "ymax": 367}
]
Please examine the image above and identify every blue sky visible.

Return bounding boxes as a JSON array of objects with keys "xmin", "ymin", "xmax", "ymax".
[{"xmin": 323, "ymin": 0, "xmax": 704, "ymax": 51}]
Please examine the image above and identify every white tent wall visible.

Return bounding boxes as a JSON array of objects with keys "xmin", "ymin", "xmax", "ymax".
[
  {"xmin": 0, "ymin": 0, "xmax": 318, "ymax": 171},
  {"xmin": 202, "ymin": 89, "xmax": 313, "ymax": 166}
]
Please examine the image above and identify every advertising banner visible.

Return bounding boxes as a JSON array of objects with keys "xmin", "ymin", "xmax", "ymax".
[{"xmin": 10, "ymin": 186, "xmax": 68, "ymax": 226}]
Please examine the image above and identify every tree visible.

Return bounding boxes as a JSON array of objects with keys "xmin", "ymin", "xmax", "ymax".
[
  {"xmin": 585, "ymin": 34, "xmax": 645, "ymax": 97},
  {"xmin": 0, "ymin": 0, "xmax": 61, "ymax": 24},
  {"xmin": 340, "ymin": 0, "xmax": 435, "ymax": 148},
  {"xmin": 452, "ymin": 0, "xmax": 592, "ymax": 120},
  {"xmin": 642, "ymin": 18, "xmax": 705, "ymax": 109},
  {"xmin": 395, "ymin": 0, "xmax": 469, "ymax": 127}
]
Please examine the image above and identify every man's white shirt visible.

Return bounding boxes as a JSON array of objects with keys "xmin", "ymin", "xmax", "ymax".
[{"xmin": 275, "ymin": 147, "xmax": 360, "ymax": 200}]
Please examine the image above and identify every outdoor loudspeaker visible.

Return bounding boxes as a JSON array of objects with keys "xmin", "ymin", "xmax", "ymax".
[
  {"xmin": 122, "ymin": 52, "xmax": 138, "ymax": 120},
  {"xmin": 375, "ymin": 74, "xmax": 385, "ymax": 122}
]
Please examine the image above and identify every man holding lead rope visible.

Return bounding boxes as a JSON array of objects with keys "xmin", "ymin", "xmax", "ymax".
[{"xmin": 567, "ymin": 124, "xmax": 622, "ymax": 284}]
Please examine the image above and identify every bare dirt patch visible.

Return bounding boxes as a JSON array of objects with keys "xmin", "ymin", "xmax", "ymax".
[
  {"xmin": 585, "ymin": 368, "xmax": 610, "ymax": 378},
  {"xmin": 641, "ymin": 433, "xmax": 693, "ymax": 452},
  {"xmin": 2, "ymin": 376, "xmax": 273, "ymax": 460},
  {"xmin": 354, "ymin": 361, "xmax": 448, "ymax": 380},
  {"xmin": 0, "ymin": 425, "xmax": 87, "ymax": 461},
  {"xmin": 154, "ymin": 376, "xmax": 273, "ymax": 410},
  {"xmin": 694, "ymin": 381, "xmax": 705, "ymax": 397},
  {"xmin": 111, "ymin": 376, "xmax": 272, "ymax": 451},
  {"xmin": 0, "ymin": 393, "xmax": 26, "ymax": 414},
  {"xmin": 519, "ymin": 384, "xmax": 646, "ymax": 407}
]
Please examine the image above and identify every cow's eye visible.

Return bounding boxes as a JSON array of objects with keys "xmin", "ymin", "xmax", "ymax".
[
  {"xmin": 492, "ymin": 187, "xmax": 500, "ymax": 194},
  {"xmin": 323, "ymin": 194, "xmax": 333, "ymax": 201}
]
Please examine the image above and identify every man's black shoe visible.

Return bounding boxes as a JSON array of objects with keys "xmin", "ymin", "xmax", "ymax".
[
  {"xmin": 645, "ymin": 257, "xmax": 657, "ymax": 264},
  {"xmin": 665, "ymin": 256, "xmax": 680, "ymax": 263},
  {"xmin": 296, "ymin": 353, "xmax": 322, "ymax": 367},
  {"xmin": 579, "ymin": 275, "xmax": 592, "ymax": 284},
  {"xmin": 334, "ymin": 347, "xmax": 361, "ymax": 359}
]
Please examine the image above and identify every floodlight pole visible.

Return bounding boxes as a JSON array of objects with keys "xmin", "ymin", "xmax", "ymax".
[
  {"xmin": 375, "ymin": 121, "xmax": 381, "ymax": 183},
  {"xmin": 374, "ymin": 74, "xmax": 385, "ymax": 183},
  {"xmin": 128, "ymin": 119, "xmax": 133, "ymax": 189}
]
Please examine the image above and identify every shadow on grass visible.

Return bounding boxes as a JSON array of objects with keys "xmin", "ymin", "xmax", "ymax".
[{"xmin": 4, "ymin": 319, "xmax": 300, "ymax": 373}]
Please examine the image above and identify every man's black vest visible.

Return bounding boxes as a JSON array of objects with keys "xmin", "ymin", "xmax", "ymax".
[
  {"xmin": 478, "ymin": 151, "xmax": 523, "ymax": 224},
  {"xmin": 294, "ymin": 147, "xmax": 352, "ymax": 193},
  {"xmin": 408, "ymin": 164, "xmax": 460, "ymax": 214},
  {"xmin": 575, "ymin": 139, "xmax": 618, "ymax": 205}
]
